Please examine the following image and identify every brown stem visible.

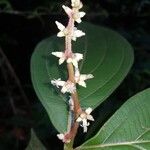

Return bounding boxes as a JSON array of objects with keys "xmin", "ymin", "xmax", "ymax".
[
  {"xmin": 64, "ymin": 10, "xmax": 82, "ymax": 146},
  {"xmin": 67, "ymin": 63, "xmax": 82, "ymax": 117}
]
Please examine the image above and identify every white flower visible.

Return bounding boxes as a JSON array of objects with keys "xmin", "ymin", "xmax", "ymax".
[
  {"xmin": 72, "ymin": 27, "xmax": 85, "ymax": 41},
  {"xmin": 73, "ymin": 11, "xmax": 86, "ymax": 23},
  {"xmin": 71, "ymin": 0, "xmax": 83, "ymax": 9},
  {"xmin": 76, "ymin": 107, "xmax": 94, "ymax": 133},
  {"xmin": 51, "ymin": 79, "xmax": 76, "ymax": 94},
  {"xmin": 55, "ymin": 21, "xmax": 85, "ymax": 40},
  {"xmin": 80, "ymin": 122, "xmax": 90, "ymax": 132},
  {"xmin": 57, "ymin": 133, "xmax": 71, "ymax": 143},
  {"xmin": 75, "ymin": 68, "xmax": 94, "ymax": 87},
  {"xmin": 51, "ymin": 52, "xmax": 66, "ymax": 65},
  {"xmin": 52, "ymin": 52, "xmax": 83, "ymax": 68},
  {"xmin": 51, "ymin": 78, "xmax": 65, "ymax": 88},
  {"xmin": 61, "ymin": 81, "xmax": 76, "ymax": 93},
  {"xmin": 62, "ymin": 5, "xmax": 85, "ymax": 23},
  {"xmin": 55, "ymin": 21, "xmax": 69, "ymax": 37}
]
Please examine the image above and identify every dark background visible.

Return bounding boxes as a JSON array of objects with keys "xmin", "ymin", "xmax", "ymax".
[{"xmin": 0, "ymin": 0, "xmax": 150, "ymax": 149}]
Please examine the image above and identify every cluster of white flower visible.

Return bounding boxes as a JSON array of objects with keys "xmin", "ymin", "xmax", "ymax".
[{"xmin": 51, "ymin": 0, "xmax": 94, "ymax": 143}]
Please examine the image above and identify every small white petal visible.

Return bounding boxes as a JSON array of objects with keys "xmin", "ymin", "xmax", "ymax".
[
  {"xmin": 61, "ymin": 86, "xmax": 67, "ymax": 93},
  {"xmin": 55, "ymin": 21, "xmax": 65, "ymax": 31},
  {"xmin": 82, "ymin": 118, "xmax": 88, "ymax": 126},
  {"xmin": 57, "ymin": 81, "xmax": 66, "ymax": 86},
  {"xmin": 74, "ymin": 30, "xmax": 85, "ymax": 37},
  {"xmin": 57, "ymin": 31, "xmax": 65, "ymax": 37},
  {"xmin": 76, "ymin": 18, "xmax": 82, "ymax": 23},
  {"xmin": 72, "ymin": 59, "xmax": 78, "ymax": 68},
  {"xmin": 51, "ymin": 78, "xmax": 66, "ymax": 88},
  {"xmin": 57, "ymin": 134, "xmax": 64, "ymax": 140},
  {"xmin": 83, "ymin": 125, "xmax": 88, "ymax": 132},
  {"xmin": 62, "ymin": 5, "xmax": 72, "ymax": 16},
  {"xmin": 72, "ymin": 36, "xmax": 77, "ymax": 41},
  {"xmin": 52, "ymin": 52, "xmax": 66, "ymax": 65},
  {"xmin": 51, "ymin": 80, "xmax": 58, "ymax": 88},
  {"xmin": 87, "ymin": 115, "xmax": 94, "ymax": 121},
  {"xmin": 79, "ymin": 12, "xmax": 86, "ymax": 17},
  {"xmin": 75, "ymin": 68, "xmax": 80, "ymax": 77},
  {"xmin": 80, "ymin": 74, "xmax": 94, "ymax": 81},
  {"xmin": 73, "ymin": 11, "xmax": 85, "ymax": 23},
  {"xmin": 74, "ymin": 53, "xmax": 83, "ymax": 61},
  {"xmin": 79, "ymin": 2, "xmax": 83, "ymax": 9},
  {"xmin": 79, "ymin": 75, "xmax": 87, "ymax": 81},
  {"xmin": 59, "ymin": 57, "xmax": 66, "ymax": 65},
  {"xmin": 76, "ymin": 117, "xmax": 82, "ymax": 122},
  {"xmin": 52, "ymin": 52, "xmax": 64, "ymax": 58},
  {"xmin": 87, "ymin": 74, "xmax": 94, "ymax": 79},
  {"xmin": 78, "ymin": 80, "xmax": 86, "ymax": 87},
  {"xmin": 85, "ymin": 107, "xmax": 92, "ymax": 115}
]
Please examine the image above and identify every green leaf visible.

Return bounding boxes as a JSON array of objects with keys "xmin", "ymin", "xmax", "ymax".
[
  {"xmin": 31, "ymin": 22, "xmax": 134, "ymax": 132},
  {"xmin": 26, "ymin": 130, "xmax": 46, "ymax": 150},
  {"xmin": 75, "ymin": 88, "xmax": 150, "ymax": 150}
]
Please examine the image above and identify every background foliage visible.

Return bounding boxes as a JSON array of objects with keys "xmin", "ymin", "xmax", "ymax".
[{"xmin": 0, "ymin": 0, "xmax": 149, "ymax": 149}]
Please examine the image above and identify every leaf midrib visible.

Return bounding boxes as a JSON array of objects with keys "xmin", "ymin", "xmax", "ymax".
[{"xmin": 75, "ymin": 140, "xmax": 150, "ymax": 149}]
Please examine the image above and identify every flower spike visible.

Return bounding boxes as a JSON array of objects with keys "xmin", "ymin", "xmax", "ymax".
[{"xmin": 52, "ymin": 0, "xmax": 95, "ymax": 143}]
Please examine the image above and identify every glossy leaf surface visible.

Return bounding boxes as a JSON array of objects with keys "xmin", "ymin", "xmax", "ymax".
[{"xmin": 76, "ymin": 88, "xmax": 150, "ymax": 150}]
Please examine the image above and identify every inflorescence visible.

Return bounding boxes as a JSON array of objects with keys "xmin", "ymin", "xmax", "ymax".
[{"xmin": 51, "ymin": 0, "xmax": 94, "ymax": 143}]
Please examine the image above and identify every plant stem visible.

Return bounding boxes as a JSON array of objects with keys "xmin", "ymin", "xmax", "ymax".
[
  {"xmin": 64, "ymin": 141, "xmax": 74, "ymax": 150},
  {"xmin": 67, "ymin": 63, "xmax": 81, "ymax": 116},
  {"xmin": 64, "ymin": 122, "xmax": 79, "ymax": 150},
  {"xmin": 64, "ymin": 9, "xmax": 82, "ymax": 149}
]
